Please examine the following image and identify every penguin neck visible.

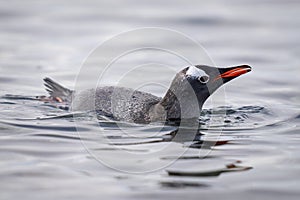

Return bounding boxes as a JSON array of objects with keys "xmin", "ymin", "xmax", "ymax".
[
  {"xmin": 159, "ymin": 89, "xmax": 181, "ymax": 119},
  {"xmin": 158, "ymin": 89, "xmax": 204, "ymax": 119},
  {"xmin": 154, "ymin": 73, "xmax": 204, "ymax": 120}
]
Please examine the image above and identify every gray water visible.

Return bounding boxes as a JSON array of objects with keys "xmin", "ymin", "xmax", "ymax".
[{"xmin": 1, "ymin": 0, "xmax": 300, "ymax": 199}]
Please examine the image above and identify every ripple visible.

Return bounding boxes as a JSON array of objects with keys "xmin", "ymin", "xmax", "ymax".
[
  {"xmin": 160, "ymin": 181, "xmax": 209, "ymax": 188},
  {"xmin": 0, "ymin": 120, "xmax": 90, "ymax": 132},
  {"xmin": 166, "ymin": 162, "xmax": 252, "ymax": 177}
]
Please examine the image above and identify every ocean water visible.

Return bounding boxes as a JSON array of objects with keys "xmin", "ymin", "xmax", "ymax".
[{"xmin": 0, "ymin": 0, "xmax": 300, "ymax": 199}]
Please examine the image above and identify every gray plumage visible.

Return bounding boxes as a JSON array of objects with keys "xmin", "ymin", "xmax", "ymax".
[{"xmin": 71, "ymin": 86, "xmax": 162, "ymax": 123}]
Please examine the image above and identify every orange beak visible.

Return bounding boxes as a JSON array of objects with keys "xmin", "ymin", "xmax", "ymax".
[{"xmin": 214, "ymin": 65, "xmax": 251, "ymax": 82}]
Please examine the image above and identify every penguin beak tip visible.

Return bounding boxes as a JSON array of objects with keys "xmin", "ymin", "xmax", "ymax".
[{"xmin": 214, "ymin": 65, "xmax": 252, "ymax": 82}]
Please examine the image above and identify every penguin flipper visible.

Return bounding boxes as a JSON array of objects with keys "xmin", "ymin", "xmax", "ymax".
[{"xmin": 43, "ymin": 77, "xmax": 73, "ymax": 102}]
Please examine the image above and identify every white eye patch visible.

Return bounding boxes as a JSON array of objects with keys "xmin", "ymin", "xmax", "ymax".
[{"xmin": 186, "ymin": 66, "xmax": 208, "ymax": 77}]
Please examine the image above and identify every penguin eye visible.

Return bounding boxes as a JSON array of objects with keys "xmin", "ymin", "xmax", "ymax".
[{"xmin": 198, "ymin": 75, "xmax": 209, "ymax": 83}]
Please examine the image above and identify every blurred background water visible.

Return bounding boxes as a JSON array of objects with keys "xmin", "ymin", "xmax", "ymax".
[{"xmin": 0, "ymin": 0, "xmax": 300, "ymax": 199}]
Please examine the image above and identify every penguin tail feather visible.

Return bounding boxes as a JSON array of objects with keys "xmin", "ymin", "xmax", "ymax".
[{"xmin": 43, "ymin": 77, "xmax": 73, "ymax": 102}]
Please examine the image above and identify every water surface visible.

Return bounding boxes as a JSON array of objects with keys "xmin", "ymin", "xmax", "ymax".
[{"xmin": 0, "ymin": 0, "xmax": 300, "ymax": 199}]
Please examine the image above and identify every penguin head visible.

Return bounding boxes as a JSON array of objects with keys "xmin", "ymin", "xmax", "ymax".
[
  {"xmin": 159, "ymin": 64, "xmax": 251, "ymax": 121},
  {"xmin": 181, "ymin": 64, "xmax": 252, "ymax": 104}
]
